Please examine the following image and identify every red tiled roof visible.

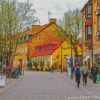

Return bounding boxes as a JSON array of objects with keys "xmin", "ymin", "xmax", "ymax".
[
  {"xmin": 32, "ymin": 38, "xmax": 65, "ymax": 57},
  {"xmin": 29, "ymin": 23, "xmax": 49, "ymax": 35},
  {"xmin": 77, "ymin": 43, "xmax": 82, "ymax": 49}
]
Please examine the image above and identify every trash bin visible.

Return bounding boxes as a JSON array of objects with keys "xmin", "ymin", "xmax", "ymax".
[{"xmin": 0, "ymin": 74, "xmax": 6, "ymax": 86}]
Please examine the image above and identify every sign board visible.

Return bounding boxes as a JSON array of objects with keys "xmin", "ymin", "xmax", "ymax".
[
  {"xmin": 67, "ymin": 67, "xmax": 71, "ymax": 75},
  {"xmin": 0, "ymin": 75, "xmax": 6, "ymax": 86}
]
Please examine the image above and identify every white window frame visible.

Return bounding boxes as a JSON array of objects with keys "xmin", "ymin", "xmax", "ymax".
[
  {"xmin": 21, "ymin": 48, "xmax": 23, "ymax": 53},
  {"xmin": 42, "ymin": 46, "xmax": 44, "ymax": 52},
  {"xmin": 25, "ymin": 47, "xmax": 27, "ymax": 53},
  {"xmin": 18, "ymin": 60, "xmax": 20, "ymax": 65},
  {"xmin": 26, "ymin": 36, "xmax": 28, "ymax": 40},
  {"xmin": 87, "ymin": 26, "xmax": 92, "ymax": 35},
  {"xmin": 43, "ymin": 58, "xmax": 45, "ymax": 65},
  {"xmin": 14, "ymin": 59, "xmax": 16, "ymax": 65},
  {"xmin": 22, "ymin": 36, "xmax": 24, "ymax": 41},
  {"xmin": 46, "ymin": 57, "xmax": 48, "ymax": 65}
]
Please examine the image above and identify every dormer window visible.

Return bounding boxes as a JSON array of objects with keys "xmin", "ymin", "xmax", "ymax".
[
  {"xmin": 42, "ymin": 46, "xmax": 44, "ymax": 52},
  {"xmin": 36, "ymin": 47, "xmax": 39, "ymax": 53},
  {"xmin": 48, "ymin": 45, "xmax": 50, "ymax": 51},
  {"xmin": 86, "ymin": 5, "xmax": 92, "ymax": 18}
]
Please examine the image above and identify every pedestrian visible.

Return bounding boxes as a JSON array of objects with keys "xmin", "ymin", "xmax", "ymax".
[
  {"xmin": 82, "ymin": 62, "xmax": 88, "ymax": 86},
  {"xmin": 75, "ymin": 64, "xmax": 81, "ymax": 87},
  {"xmin": 91, "ymin": 63, "xmax": 98, "ymax": 83},
  {"xmin": 97, "ymin": 62, "xmax": 100, "ymax": 81},
  {"xmin": 51, "ymin": 65, "xmax": 54, "ymax": 73}
]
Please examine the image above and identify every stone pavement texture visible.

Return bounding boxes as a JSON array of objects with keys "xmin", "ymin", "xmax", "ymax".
[{"xmin": 0, "ymin": 71, "xmax": 100, "ymax": 100}]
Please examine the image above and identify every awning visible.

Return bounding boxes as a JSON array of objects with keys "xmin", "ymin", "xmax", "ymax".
[{"xmin": 83, "ymin": 55, "xmax": 91, "ymax": 62}]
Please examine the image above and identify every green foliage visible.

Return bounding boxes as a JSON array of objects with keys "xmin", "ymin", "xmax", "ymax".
[
  {"xmin": 32, "ymin": 60, "xmax": 37, "ymax": 68},
  {"xmin": 40, "ymin": 60, "xmax": 44, "ymax": 68},
  {"xmin": 0, "ymin": 0, "xmax": 37, "ymax": 64}
]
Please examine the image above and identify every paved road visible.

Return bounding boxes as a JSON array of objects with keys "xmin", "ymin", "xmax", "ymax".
[{"xmin": 0, "ymin": 71, "xmax": 100, "ymax": 100}]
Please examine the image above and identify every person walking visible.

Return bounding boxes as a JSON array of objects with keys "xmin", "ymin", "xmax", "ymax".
[
  {"xmin": 75, "ymin": 64, "xmax": 81, "ymax": 87},
  {"xmin": 82, "ymin": 62, "xmax": 88, "ymax": 86},
  {"xmin": 97, "ymin": 62, "xmax": 100, "ymax": 81},
  {"xmin": 51, "ymin": 65, "xmax": 54, "ymax": 73},
  {"xmin": 91, "ymin": 63, "xmax": 98, "ymax": 83}
]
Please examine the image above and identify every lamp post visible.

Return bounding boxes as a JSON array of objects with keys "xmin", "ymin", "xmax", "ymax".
[
  {"xmin": 70, "ymin": 34, "xmax": 73, "ymax": 79},
  {"xmin": 61, "ymin": 46, "xmax": 62, "ymax": 73}
]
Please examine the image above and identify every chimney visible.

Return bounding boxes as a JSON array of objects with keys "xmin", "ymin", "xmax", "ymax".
[
  {"xmin": 32, "ymin": 25, "xmax": 40, "ymax": 30},
  {"xmin": 49, "ymin": 18, "xmax": 56, "ymax": 24}
]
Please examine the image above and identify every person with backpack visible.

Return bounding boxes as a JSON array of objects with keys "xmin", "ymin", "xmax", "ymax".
[
  {"xmin": 91, "ymin": 63, "xmax": 98, "ymax": 83},
  {"xmin": 97, "ymin": 62, "xmax": 100, "ymax": 81},
  {"xmin": 75, "ymin": 64, "xmax": 81, "ymax": 87},
  {"xmin": 82, "ymin": 62, "xmax": 88, "ymax": 86}
]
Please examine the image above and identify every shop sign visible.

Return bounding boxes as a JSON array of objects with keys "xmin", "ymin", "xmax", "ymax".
[{"xmin": 0, "ymin": 75, "xmax": 6, "ymax": 86}]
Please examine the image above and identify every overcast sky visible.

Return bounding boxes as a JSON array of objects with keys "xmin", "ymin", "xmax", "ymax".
[{"xmin": 19, "ymin": 0, "xmax": 88, "ymax": 25}]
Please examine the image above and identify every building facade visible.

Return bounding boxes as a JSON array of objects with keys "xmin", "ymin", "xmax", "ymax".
[{"xmin": 82, "ymin": 0, "xmax": 100, "ymax": 68}]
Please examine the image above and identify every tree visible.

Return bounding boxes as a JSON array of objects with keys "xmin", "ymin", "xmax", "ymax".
[
  {"xmin": 0, "ymin": 0, "xmax": 37, "ymax": 66},
  {"xmin": 56, "ymin": 9, "xmax": 82, "ymax": 64}
]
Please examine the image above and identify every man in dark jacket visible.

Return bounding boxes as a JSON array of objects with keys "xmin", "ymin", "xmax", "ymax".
[{"xmin": 91, "ymin": 63, "xmax": 98, "ymax": 83}]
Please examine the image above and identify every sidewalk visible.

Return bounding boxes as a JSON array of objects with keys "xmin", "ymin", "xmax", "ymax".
[
  {"xmin": 61, "ymin": 73, "xmax": 100, "ymax": 96},
  {"xmin": 0, "ymin": 75, "xmax": 24, "ymax": 94}
]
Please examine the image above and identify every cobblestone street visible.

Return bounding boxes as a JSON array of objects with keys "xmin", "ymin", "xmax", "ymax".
[{"xmin": 0, "ymin": 71, "xmax": 100, "ymax": 100}]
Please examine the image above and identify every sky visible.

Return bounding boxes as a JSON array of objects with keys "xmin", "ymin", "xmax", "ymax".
[{"xmin": 19, "ymin": 0, "xmax": 88, "ymax": 25}]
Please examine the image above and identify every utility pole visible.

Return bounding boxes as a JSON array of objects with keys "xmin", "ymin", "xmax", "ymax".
[
  {"xmin": 71, "ymin": 34, "xmax": 73, "ymax": 79},
  {"xmin": 61, "ymin": 46, "xmax": 62, "ymax": 73}
]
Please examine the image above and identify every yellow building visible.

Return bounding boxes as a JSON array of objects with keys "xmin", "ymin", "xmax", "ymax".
[
  {"xmin": 31, "ymin": 36, "xmax": 82, "ymax": 70},
  {"xmin": 13, "ymin": 18, "xmax": 82, "ymax": 70}
]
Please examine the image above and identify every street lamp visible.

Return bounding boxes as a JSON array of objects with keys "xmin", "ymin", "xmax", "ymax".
[{"xmin": 70, "ymin": 34, "xmax": 73, "ymax": 79}]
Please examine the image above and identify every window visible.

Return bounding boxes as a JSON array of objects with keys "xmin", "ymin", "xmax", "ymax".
[
  {"xmin": 18, "ymin": 60, "xmax": 20, "ymax": 65},
  {"xmin": 43, "ymin": 58, "xmax": 45, "ymax": 65},
  {"xmin": 46, "ymin": 57, "xmax": 48, "ymax": 66},
  {"xmin": 26, "ymin": 36, "xmax": 28, "ymax": 40},
  {"xmin": 14, "ymin": 59, "xmax": 16, "ymax": 65},
  {"xmin": 98, "ymin": 15, "xmax": 100, "ymax": 30},
  {"xmin": 48, "ymin": 45, "xmax": 50, "ymax": 51},
  {"xmin": 25, "ymin": 47, "xmax": 27, "ymax": 53},
  {"xmin": 22, "ymin": 37, "xmax": 24, "ymax": 41},
  {"xmin": 85, "ymin": 26, "xmax": 92, "ymax": 35},
  {"xmin": 40, "ymin": 58, "xmax": 42, "ymax": 61},
  {"xmin": 32, "ymin": 58, "xmax": 34, "ymax": 62},
  {"xmin": 18, "ymin": 48, "xmax": 20, "ymax": 53},
  {"xmin": 36, "ymin": 47, "xmax": 39, "ymax": 53},
  {"xmin": 42, "ymin": 46, "xmax": 44, "ymax": 52},
  {"xmin": 23, "ymin": 59, "xmax": 24, "ymax": 65},
  {"xmin": 98, "ymin": 1, "xmax": 100, "ymax": 5},
  {"xmin": 86, "ymin": 5, "xmax": 92, "ymax": 18},
  {"xmin": 24, "ymin": 36, "xmax": 26, "ymax": 40},
  {"xmin": 21, "ymin": 48, "xmax": 23, "ymax": 53},
  {"xmin": 37, "ymin": 58, "xmax": 39, "ymax": 65}
]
